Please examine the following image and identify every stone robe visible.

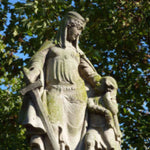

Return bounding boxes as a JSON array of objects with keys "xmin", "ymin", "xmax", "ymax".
[{"xmin": 19, "ymin": 41, "xmax": 101, "ymax": 150}]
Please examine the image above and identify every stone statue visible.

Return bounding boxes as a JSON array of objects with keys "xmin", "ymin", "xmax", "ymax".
[
  {"xmin": 19, "ymin": 11, "xmax": 121, "ymax": 150},
  {"xmin": 85, "ymin": 77, "xmax": 122, "ymax": 150}
]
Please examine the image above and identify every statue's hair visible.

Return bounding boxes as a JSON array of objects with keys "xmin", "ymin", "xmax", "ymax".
[
  {"xmin": 67, "ymin": 19, "xmax": 84, "ymax": 30},
  {"xmin": 56, "ymin": 11, "xmax": 87, "ymax": 49},
  {"xmin": 66, "ymin": 11, "xmax": 88, "ymax": 28}
]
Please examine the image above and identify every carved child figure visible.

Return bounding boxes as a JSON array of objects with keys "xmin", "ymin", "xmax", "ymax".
[{"xmin": 85, "ymin": 76, "xmax": 122, "ymax": 150}]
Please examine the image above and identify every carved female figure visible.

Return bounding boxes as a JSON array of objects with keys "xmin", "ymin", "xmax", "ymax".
[{"xmin": 19, "ymin": 11, "xmax": 102, "ymax": 150}]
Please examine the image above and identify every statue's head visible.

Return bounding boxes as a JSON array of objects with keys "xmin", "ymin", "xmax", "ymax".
[
  {"xmin": 56, "ymin": 11, "xmax": 88, "ymax": 49},
  {"xmin": 66, "ymin": 11, "xmax": 87, "ymax": 29},
  {"xmin": 100, "ymin": 76, "xmax": 118, "ymax": 94},
  {"xmin": 99, "ymin": 76, "xmax": 118, "ymax": 98},
  {"xmin": 66, "ymin": 11, "xmax": 87, "ymax": 43}
]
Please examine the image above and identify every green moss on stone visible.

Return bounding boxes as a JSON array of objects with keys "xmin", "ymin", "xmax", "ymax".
[
  {"xmin": 76, "ymin": 79, "xmax": 88, "ymax": 102},
  {"xmin": 46, "ymin": 91, "xmax": 64, "ymax": 123}
]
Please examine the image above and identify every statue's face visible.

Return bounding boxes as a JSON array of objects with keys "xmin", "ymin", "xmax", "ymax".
[
  {"xmin": 110, "ymin": 88, "xmax": 117, "ymax": 99},
  {"xmin": 67, "ymin": 20, "xmax": 83, "ymax": 42}
]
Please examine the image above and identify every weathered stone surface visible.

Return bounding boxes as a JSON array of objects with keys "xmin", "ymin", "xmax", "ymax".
[
  {"xmin": 85, "ymin": 77, "xmax": 122, "ymax": 150},
  {"xmin": 19, "ymin": 11, "xmax": 122, "ymax": 150}
]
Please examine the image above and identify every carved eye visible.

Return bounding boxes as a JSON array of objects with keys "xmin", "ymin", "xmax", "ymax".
[
  {"xmin": 78, "ymin": 26, "xmax": 83, "ymax": 30},
  {"xmin": 67, "ymin": 23, "xmax": 75, "ymax": 28},
  {"xmin": 29, "ymin": 67, "xmax": 34, "ymax": 71},
  {"xmin": 108, "ymin": 85, "xmax": 114, "ymax": 90},
  {"xmin": 71, "ymin": 23, "xmax": 75, "ymax": 27}
]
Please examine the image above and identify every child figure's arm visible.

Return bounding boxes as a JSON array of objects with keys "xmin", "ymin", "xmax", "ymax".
[
  {"xmin": 87, "ymin": 98, "xmax": 106, "ymax": 114},
  {"xmin": 87, "ymin": 98, "xmax": 114, "ymax": 127}
]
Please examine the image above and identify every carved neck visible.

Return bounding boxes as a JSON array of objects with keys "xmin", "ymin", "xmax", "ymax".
[{"xmin": 65, "ymin": 41, "xmax": 78, "ymax": 52}]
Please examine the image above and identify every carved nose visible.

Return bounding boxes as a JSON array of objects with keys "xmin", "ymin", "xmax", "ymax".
[{"xmin": 77, "ymin": 31, "xmax": 81, "ymax": 36}]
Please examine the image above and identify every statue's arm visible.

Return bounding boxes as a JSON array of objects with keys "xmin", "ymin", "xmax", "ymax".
[
  {"xmin": 88, "ymin": 98, "xmax": 106, "ymax": 114},
  {"xmin": 24, "ymin": 48, "xmax": 49, "ymax": 83},
  {"xmin": 87, "ymin": 98, "xmax": 113, "ymax": 118},
  {"xmin": 88, "ymin": 98, "xmax": 114, "ymax": 127},
  {"xmin": 79, "ymin": 56, "xmax": 102, "ymax": 89}
]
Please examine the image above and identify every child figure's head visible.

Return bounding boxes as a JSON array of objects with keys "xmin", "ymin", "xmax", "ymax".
[{"xmin": 100, "ymin": 76, "xmax": 118, "ymax": 97}]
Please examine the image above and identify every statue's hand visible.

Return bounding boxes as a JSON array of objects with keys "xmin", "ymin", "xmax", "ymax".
[
  {"xmin": 105, "ymin": 109, "xmax": 112, "ymax": 120},
  {"xmin": 94, "ymin": 78, "xmax": 106, "ymax": 95},
  {"xmin": 23, "ymin": 67, "xmax": 40, "ymax": 83}
]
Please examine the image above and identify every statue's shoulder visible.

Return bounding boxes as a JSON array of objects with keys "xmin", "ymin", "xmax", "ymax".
[
  {"xmin": 38, "ymin": 40, "xmax": 55, "ymax": 52},
  {"xmin": 30, "ymin": 40, "xmax": 55, "ymax": 62},
  {"xmin": 78, "ymin": 48, "xmax": 85, "ymax": 56},
  {"xmin": 32, "ymin": 40, "xmax": 57, "ymax": 58}
]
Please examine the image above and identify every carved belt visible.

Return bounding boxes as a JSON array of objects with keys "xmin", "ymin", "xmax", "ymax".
[{"xmin": 46, "ymin": 84, "xmax": 76, "ymax": 91}]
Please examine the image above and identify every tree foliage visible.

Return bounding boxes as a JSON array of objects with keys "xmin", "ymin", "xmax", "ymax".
[{"xmin": 0, "ymin": 0, "xmax": 150, "ymax": 149}]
